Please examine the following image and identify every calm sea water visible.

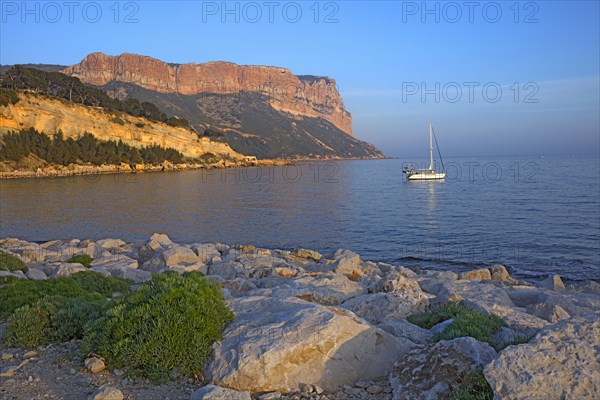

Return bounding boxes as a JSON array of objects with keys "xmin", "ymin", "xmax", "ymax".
[{"xmin": 1, "ymin": 156, "xmax": 599, "ymax": 281}]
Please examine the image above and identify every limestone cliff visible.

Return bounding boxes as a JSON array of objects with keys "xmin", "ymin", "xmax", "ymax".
[
  {"xmin": 0, "ymin": 93, "xmax": 243, "ymax": 160},
  {"xmin": 62, "ymin": 52, "xmax": 353, "ymax": 136}
]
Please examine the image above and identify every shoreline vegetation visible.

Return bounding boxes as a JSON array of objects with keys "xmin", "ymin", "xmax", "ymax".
[
  {"xmin": 1, "ymin": 234, "xmax": 599, "ymax": 400},
  {"xmin": 0, "ymin": 127, "xmax": 384, "ymax": 180}
]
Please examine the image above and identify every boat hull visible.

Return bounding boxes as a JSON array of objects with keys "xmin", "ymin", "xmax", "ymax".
[{"xmin": 406, "ymin": 172, "xmax": 446, "ymax": 180}]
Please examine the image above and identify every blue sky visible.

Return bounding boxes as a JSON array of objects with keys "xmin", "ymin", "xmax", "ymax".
[{"xmin": 1, "ymin": 1, "xmax": 598, "ymax": 157}]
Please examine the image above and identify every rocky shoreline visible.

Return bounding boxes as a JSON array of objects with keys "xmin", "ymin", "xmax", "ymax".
[
  {"xmin": 1, "ymin": 234, "xmax": 599, "ymax": 400},
  {"xmin": 0, "ymin": 159, "xmax": 293, "ymax": 180}
]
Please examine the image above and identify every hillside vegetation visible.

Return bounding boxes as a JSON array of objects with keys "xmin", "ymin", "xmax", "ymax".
[
  {"xmin": 0, "ymin": 129, "xmax": 185, "ymax": 165},
  {"xmin": 0, "ymin": 66, "xmax": 191, "ymax": 129}
]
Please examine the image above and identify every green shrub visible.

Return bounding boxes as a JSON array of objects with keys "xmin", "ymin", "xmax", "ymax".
[
  {"xmin": 83, "ymin": 271, "xmax": 234, "ymax": 382},
  {"xmin": 407, "ymin": 301, "xmax": 465, "ymax": 329},
  {"xmin": 5, "ymin": 296, "xmax": 59, "ymax": 348},
  {"xmin": 434, "ymin": 308, "xmax": 505, "ymax": 345},
  {"xmin": 52, "ymin": 297, "xmax": 110, "ymax": 342},
  {"xmin": 135, "ymin": 122, "xmax": 145, "ymax": 128},
  {"xmin": 407, "ymin": 302, "xmax": 506, "ymax": 345},
  {"xmin": 5, "ymin": 295, "xmax": 108, "ymax": 348},
  {"xmin": 451, "ymin": 369, "xmax": 494, "ymax": 400},
  {"xmin": 0, "ymin": 88, "xmax": 20, "ymax": 107},
  {"xmin": 68, "ymin": 270, "xmax": 131, "ymax": 296},
  {"xmin": 0, "ymin": 250, "xmax": 28, "ymax": 272},
  {"xmin": 66, "ymin": 254, "xmax": 93, "ymax": 268},
  {"xmin": 112, "ymin": 116, "xmax": 126, "ymax": 125},
  {"xmin": 0, "ymin": 271, "xmax": 131, "ymax": 319}
]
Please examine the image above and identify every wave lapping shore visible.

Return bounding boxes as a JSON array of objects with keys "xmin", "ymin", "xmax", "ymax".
[{"xmin": 1, "ymin": 234, "xmax": 599, "ymax": 400}]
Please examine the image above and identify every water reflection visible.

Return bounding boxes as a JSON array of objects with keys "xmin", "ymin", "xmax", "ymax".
[{"xmin": 1, "ymin": 157, "xmax": 599, "ymax": 280}]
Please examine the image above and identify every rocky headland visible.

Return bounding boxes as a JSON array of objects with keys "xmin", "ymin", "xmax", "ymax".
[
  {"xmin": 58, "ymin": 53, "xmax": 384, "ymax": 159},
  {"xmin": 62, "ymin": 52, "xmax": 353, "ymax": 136},
  {"xmin": 1, "ymin": 234, "xmax": 599, "ymax": 400}
]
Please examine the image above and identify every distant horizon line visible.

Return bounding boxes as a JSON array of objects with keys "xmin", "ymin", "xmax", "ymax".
[{"xmin": 386, "ymin": 153, "xmax": 600, "ymax": 159}]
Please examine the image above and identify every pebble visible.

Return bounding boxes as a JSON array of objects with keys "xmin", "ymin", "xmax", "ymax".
[
  {"xmin": 355, "ymin": 380, "xmax": 370, "ymax": 388},
  {"xmin": 367, "ymin": 385, "xmax": 383, "ymax": 394},
  {"xmin": 1, "ymin": 366, "xmax": 18, "ymax": 378},
  {"xmin": 91, "ymin": 385, "xmax": 124, "ymax": 400},
  {"xmin": 300, "ymin": 383, "xmax": 314, "ymax": 393},
  {"xmin": 258, "ymin": 393, "xmax": 282, "ymax": 400},
  {"xmin": 22, "ymin": 350, "xmax": 37, "ymax": 359},
  {"xmin": 28, "ymin": 375, "xmax": 33, "ymax": 382},
  {"xmin": 78, "ymin": 377, "xmax": 92, "ymax": 387},
  {"xmin": 113, "ymin": 368, "xmax": 125, "ymax": 377},
  {"xmin": 85, "ymin": 356, "xmax": 106, "ymax": 373},
  {"xmin": 1, "ymin": 353, "xmax": 14, "ymax": 361}
]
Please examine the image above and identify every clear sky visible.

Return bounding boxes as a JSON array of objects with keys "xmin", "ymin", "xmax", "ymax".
[{"xmin": 1, "ymin": 0, "xmax": 598, "ymax": 157}]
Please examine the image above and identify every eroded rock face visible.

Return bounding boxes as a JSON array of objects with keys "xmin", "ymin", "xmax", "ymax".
[
  {"xmin": 207, "ymin": 296, "xmax": 414, "ymax": 392},
  {"xmin": 484, "ymin": 316, "xmax": 600, "ymax": 400},
  {"xmin": 390, "ymin": 337, "xmax": 496, "ymax": 400},
  {"xmin": 255, "ymin": 273, "xmax": 365, "ymax": 305},
  {"xmin": 62, "ymin": 52, "xmax": 353, "ymax": 136},
  {"xmin": 341, "ymin": 291, "xmax": 432, "ymax": 325},
  {"xmin": 0, "ymin": 94, "xmax": 242, "ymax": 160}
]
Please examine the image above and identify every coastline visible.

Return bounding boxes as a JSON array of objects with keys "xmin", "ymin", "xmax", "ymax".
[
  {"xmin": 1, "ymin": 234, "xmax": 599, "ymax": 399},
  {"xmin": 0, "ymin": 156, "xmax": 388, "ymax": 180},
  {"xmin": 0, "ymin": 159, "xmax": 289, "ymax": 180}
]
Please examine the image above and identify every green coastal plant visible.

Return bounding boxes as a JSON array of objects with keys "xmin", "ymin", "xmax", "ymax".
[
  {"xmin": 0, "ymin": 250, "xmax": 28, "ymax": 272},
  {"xmin": 5, "ymin": 295, "xmax": 109, "ymax": 348},
  {"xmin": 66, "ymin": 254, "xmax": 93, "ymax": 268},
  {"xmin": 407, "ymin": 301, "xmax": 464, "ymax": 329},
  {"xmin": 451, "ymin": 369, "xmax": 494, "ymax": 400},
  {"xmin": 0, "ymin": 271, "xmax": 131, "ymax": 319},
  {"xmin": 83, "ymin": 271, "xmax": 234, "ymax": 382},
  {"xmin": 407, "ymin": 302, "xmax": 506, "ymax": 345}
]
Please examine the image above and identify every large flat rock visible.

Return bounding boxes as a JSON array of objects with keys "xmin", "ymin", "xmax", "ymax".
[
  {"xmin": 207, "ymin": 296, "xmax": 414, "ymax": 392},
  {"xmin": 485, "ymin": 316, "xmax": 600, "ymax": 400}
]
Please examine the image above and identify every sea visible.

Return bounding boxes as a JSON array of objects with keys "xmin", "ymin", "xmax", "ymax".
[{"xmin": 1, "ymin": 155, "xmax": 599, "ymax": 281}]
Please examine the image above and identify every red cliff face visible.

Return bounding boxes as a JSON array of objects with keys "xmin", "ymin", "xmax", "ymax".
[{"xmin": 62, "ymin": 52, "xmax": 353, "ymax": 135}]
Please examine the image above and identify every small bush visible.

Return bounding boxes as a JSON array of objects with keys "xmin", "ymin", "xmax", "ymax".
[
  {"xmin": 0, "ymin": 271, "xmax": 131, "ymax": 319},
  {"xmin": 407, "ymin": 301, "xmax": 464, "ymax": 329},
  {"xmin": 434, "ymin": 308, "xmax": 505, "ymax": 345},
  {"xmin": 52, "ymin": 297, "xmax": 110, "ymax": 342},
  {"xmin": 0, "ymin": 250, "xmax": 28, "ymax": 272},
  {"xmin": 66, "ymin": 254, "xmax": 93, "ymax": 268},
  {"xmin": 83, "ymin": 271, "xmax": 234, "ymax": 382},
  {"xmin": 5, "ymin": 297, "xmax": 59, "ymax": 348},
  {"xmin": 408, "ymin": 302, "xmax": 506, "ymax": 345},
  {"xmin": 68, "ymin": 270, "xmax": 131, "ymax": 296},
  {"xmin": 135, "ymin": 122, "xmax": 145, "ymax": 128},
  {"xmin": 112, "ymin": 116, "xmax": 126, "ymax": 125},
  {"xmin": 451, "ymin": 369, "xmax": 494, "ymax": 400},
  {"xmin": 5, "ymin": 295, "xmax": 108, "ymax": 348},
  {"xmin": 0, "ymin": 88, "xmax": 20, "ymax": 107}
]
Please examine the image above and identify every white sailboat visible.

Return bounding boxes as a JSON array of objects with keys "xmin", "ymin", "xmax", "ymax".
[{"xmin": 403, "ymin": 122, "xmax": 446, "ymax": 180}]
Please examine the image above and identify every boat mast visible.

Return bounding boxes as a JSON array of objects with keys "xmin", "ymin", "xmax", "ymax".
[{"xmin": 428, "ymin": 122, "xmax": 434, "ymax": 171}]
